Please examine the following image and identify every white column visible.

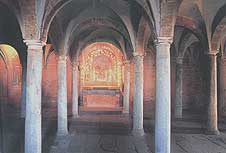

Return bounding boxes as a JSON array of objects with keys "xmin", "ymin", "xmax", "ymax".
[
  {"xmin": 72, "ymin": 62, "xmax": 79, "ymax": 118},
  {"xmin": 24, "ymin": 40, "xmax": 44, "ymax": 153},
  {"xmin": 123, "ymin": 60, "xmax": 130, "ymax": 114},
  {"xmin": 155, "ymin": 37, "xmax": 172, "ymax": 153},
  {"xmin": 21, "ymin": 63, "xmax": 27, "ymax": 118},
  {"xmin": 57, "ymin": 55, "xmax": 68, "ymax": 136},
  {"xmin": 207, "ymin": 52, "xmax": 220, "ymax": 135},
  {"xmin": 132, "ymin": 52, "xmax": 144, "ymax": 136},
  {"xmin": 174, "ymin": 57, "xmax": 183, "ymax": 118}
]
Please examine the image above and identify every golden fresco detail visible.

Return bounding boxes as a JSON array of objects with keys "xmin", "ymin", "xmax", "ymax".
[{"xmin": 80, "ymin": 42, "xmax": 124, "ymax": 89}]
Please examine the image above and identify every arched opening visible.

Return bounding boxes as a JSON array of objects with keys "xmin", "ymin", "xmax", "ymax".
[
  {"xmin": 0, "ymin": 50, "xmax": 8, "ymax": 98},
  {"xmin": 171, "ymin": 26, "xmax": 208, "ymax": 123},
  {"xmin": 219, "ymin": 43, "xmax": 226, "ymax": 117},
  {"xmin": 182, "ymin": 43, "xmax": 207, "ymax": 113},
  {"xmin": 42, "ymin": 44, "xmax": 72, "ymax": 115},
  {"xmin": 0, "ymin": 44, "xmax": 21, "ymax": 106},
  {"xmin": 42, "ymin": 49, "xmax": 58, "ymax": 104},
  {"xmin": 79, "ymin": 42, "xmax": 124, "ymax": 109},
  {"xmin": 0, "ymin": 44, "xmax": 22, "ymax": 153}
]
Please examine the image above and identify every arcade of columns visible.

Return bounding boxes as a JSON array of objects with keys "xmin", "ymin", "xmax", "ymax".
[{"xmin": 21, "ymin": 36, "xmax": 219, "ymax": 153}]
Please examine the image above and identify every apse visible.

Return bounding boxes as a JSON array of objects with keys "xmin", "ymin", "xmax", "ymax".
[
  {"xmin": 79, "ymin": 42, "xmax": 124, "ymax": 108},
  {"xmin": 0, "ymin": 44, "xmax": 21, "ymax": 105}
]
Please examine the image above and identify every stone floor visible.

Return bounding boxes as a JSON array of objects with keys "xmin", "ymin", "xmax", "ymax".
[
  {"xmin": 50, "ymin": 133, "xmax": 150, "ymax": 153},
  {"xmin": 1, "ymin": 101, "xmax": 226, "ymax": 153},
  {"xmin": 50, "ymin": 132, "xmax": 226, "ymax": 153},
  {"xmin": 49, "ymin": 112, "xmax": 226, "ymax": 153}
]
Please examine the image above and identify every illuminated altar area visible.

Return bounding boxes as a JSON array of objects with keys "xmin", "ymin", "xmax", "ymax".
[{"xmin": 79, "ymin": 42, "xmax": 124, "ymax": 108}]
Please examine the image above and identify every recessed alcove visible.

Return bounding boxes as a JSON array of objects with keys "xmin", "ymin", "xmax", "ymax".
[{"xmin": 79, "ymin": 42, "xmax": 124, "ymax": 108}]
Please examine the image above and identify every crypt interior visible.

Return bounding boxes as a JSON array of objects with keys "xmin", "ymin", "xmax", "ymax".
[{"xmin": 0, "ymin": 0, "xmax": 226, "ymax": 153}]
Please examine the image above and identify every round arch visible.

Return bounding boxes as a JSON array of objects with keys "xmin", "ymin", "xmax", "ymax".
[
  {"xmin": 78, "ymin": 42, "xmax": 125, "ymax": 108},
  {"xmin": 211, "ymin": 3, "xmax": 226, "ymax": 51},
  {"xmin": 0, "ymin": 44, "xmax": 21, "ymax": 104},
  {"xmin": 79, "ymin": 42, "xmax": 124, "ymax": 88}
]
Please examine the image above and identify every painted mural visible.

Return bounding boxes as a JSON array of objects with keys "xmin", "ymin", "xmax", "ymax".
[{"xmin": 80, "ymin": 42, "xmax": 124, "ymax": 89}]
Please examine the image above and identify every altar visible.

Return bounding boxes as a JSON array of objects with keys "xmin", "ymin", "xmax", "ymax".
[
  {"xmin": 80, "ymin": 88, "xmax": 122, "ymax": 108},
  {"xmin": 79, "ymin": 42, "xmax": 124, "ymax": 108}
]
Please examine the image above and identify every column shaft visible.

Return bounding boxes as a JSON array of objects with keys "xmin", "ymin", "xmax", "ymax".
[
  {"xmin": 133, "ymin": 53, "xmax": 144, "ymax": 136},
  {"xmin": 24, "ymin": 40, "xmax": 43, "ymax": 153},
  {"xmin": 72, "ymin": 63, "xmax": 79, "ymax": 118},
  {"xmin": 21, "ymin": 64, "xmax": 27, "ymax": 117},
  {"xmin": 155, "ymin": 38, "xmax": 171, "ymax": 153},
  {"xmin": 207, "ymin": 53, "xmax": 219, "ymax": 135},
  {"xmin": 57, "ymin": 56, "xmax": 68, "ymax": 135},
  {"xmin": 123, "ymin": 61, "xmax": 130, "ymax": 114},
  {"xmin": 174, "ymin": 59, "xmax": 183, "ymax": 118}
]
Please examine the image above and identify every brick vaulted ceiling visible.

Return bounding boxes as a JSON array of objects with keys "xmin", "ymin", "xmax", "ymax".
[
  {"xmin": 0, "ymin": 0, "xmax": 225, "ymax": 59},
  {"xmin": 47, "ymin": 0, "xmax": 154, "ymax": 59}
]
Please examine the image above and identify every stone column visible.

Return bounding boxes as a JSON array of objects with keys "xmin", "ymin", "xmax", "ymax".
[
  {"xmin": 132, "ymin": 52, "xmax": 144, "ymax": 136},
  {"xmin": 174, "ymin": 58, "xmax": 183, "ymax": 118},
  {"xmin": 24, "ymin": 40, "xmax": 44, "ymax": 153},
  {"xmin": 57, "ymin": 55, "xmax": 68, "ymax": 136},
  {"xmin": 155, "ymin": 37, "xmax": 172, "ymax": 153},
  {"xmin": 207, "ymin": 52, "xmax": 220, "ymax": 135},
  {"xmin": 123, "ymin": 60, "xmax": 130, "ymax": 114},
  {"xmin": 21, "ymin": 64, "xmax": 27, "ymax": 118},
  {"xmin": 72, "ymin": 62, "xmax": 79, "ymax": 118},
  {"xmin": 219, "ymin": 57, "xmax": 226, "ymax": 117}
]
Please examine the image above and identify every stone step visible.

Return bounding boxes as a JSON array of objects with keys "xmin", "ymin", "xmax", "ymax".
[
  {"xmin": 79, "ymin": 107, "xmax": 123, "ymax": 115},
  {"xmin": 172, "ymin": 127, "xmax": 206, "ymax": 134},
  {"xmin": 69, "ymin": 115, "xmax": 131, "ymax": 134}
]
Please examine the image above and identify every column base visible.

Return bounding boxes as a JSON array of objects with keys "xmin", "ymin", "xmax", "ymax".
[
  {"xmin": 72, "ymin": 115, "xmax": 79, "ymax": 119},
  {"xmin": 174, "ymin": 113, "xmax": 182, "ymax": 119},
  {"xmin": 122, "ymin": 109, "xmax": 129, "ymax": 114},
  {"xmin": 57, "ymin": 130, "xmax": 68, "ymax": 137},
  {"xmin": 70, "ymin": 130, "xmax": 78, "ymax": 136},
  {"xmin": 205, "ymin": 129, "xmax": 220, "ymax": 135},
  {"xmin": 174, "ymin": 106, "xmax": 182, "ymax": 119},
  {"xmin": 132, "ymin": 129, "xmax": 145, "ymax": 137},
  {"xmin": 20, "ymin": 112, "xmax": 26, "ymax": 118}
]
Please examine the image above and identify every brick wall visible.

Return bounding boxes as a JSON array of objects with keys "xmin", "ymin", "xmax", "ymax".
[
  {"xmin": 42, "ymin": 52, "xmax": 72, "ymax": 106},
  {"xmin": 143, "ymin": 51, "xmax": 156, "ymax": 118},
  {"xmin": 0, "ymin": 57, "xmax": 8, "ymax": 97},
  {"xmin": 41, "ymin": 50, "xmax": 208, "ymax": 115},
  {"xmin": 0, "ymin": 44, "xmax": 210, "ymax": 117},
  {"xmin": 181, "ymin": 53, "xmax": 207, "ymax": 111},
  {"xmin": 7, "ymin": 58, "xmax": 22, "ymax": 106},
  {"xmin": 42, "ymin": 52, "xmax": 58, "ymax": 104},
  {"xmin": 128, "ymin": 51, "xmax": 156, "ymax": 118},
  {"xmin": 219, "ymin": 57, "xmax": 226, "ymax": 117},
  {"xmin": 0, "ymin": 47, "xmax": 21, "ymax": 107}
]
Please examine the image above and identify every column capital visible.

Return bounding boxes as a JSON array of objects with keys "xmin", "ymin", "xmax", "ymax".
[
  {"xmin": 123, "ymin": 60, "xmax": 131, "ymax": 73},
  {"xmin": 123, "ymin": 60, "xmax": 131, "ymax": 65},
  {"xmin": 24, "ymin": 39, "xmax": 45, "ymax": 50},
  {"xmin": 155, "ymin": 37, "xmax": 173, "ymax": 45},
  {"xmin": 72, "ymin": 61, "xmax": 79, "ymax": 67},
  {"xmin": 57, "ymin": 55, "xmax": 67, "ymax": 62},
  {"xmin": 133, "ymin": 52, "xmax": 144, "ymax": 58},
  {"xmin": 206, "ymin": 50, "xmax": 219, "ymax": 56},
  {"xmin": 72, "ymin": 61, "xmax": 79, "ymax": 71},
  {"xmin": 176, "ymin": 57, "xmax": 183, "ymax": 64}
]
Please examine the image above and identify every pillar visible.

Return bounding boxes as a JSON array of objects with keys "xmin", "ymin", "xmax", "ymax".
[
  {"xmin": 57, "ymin": 55, "xmax": 68, "ymax": 136},
  {"xmin": 123, "ymin": 60, "xmax": 130, "ymax": 114},
  {"xmin": 219, "ymin": 57, "xmax": 226, "ymax": 117},
  {"xmin": 132, "ymin": 52, "xmax": 144, "ymax": 136},
  {"xmin": 174, "ymin": 57, "xmax": 183, "ymax": 118},
  {"xmin": 21, "ymin": 63, "xmax": 27, "ymax": 118},
  {"xmin": 206, "ymin": 52, "xmax": 220, "ymax": 135},
  {"xmin": 72, "ymin": 62, "xmax": 79, "ymax": 118},
  {"xmin": 24, "ymin": 40, "xmax": 44, "ymax": 153},
  {"xmin": 155, "ymin": 37, "xmax": 172, "ymax": 153}
]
